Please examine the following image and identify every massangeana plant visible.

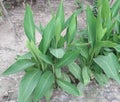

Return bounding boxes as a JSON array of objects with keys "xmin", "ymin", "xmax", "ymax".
[
  {"xmin": 2, "ymin": 0, "xmax": 81, "ymax": 102},
  {"xmin": 73, "ymin": 0, "xmax": 120, "ymax": 86}
]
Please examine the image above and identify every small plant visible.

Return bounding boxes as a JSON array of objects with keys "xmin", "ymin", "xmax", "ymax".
[
  {"xmin": 75, "ymin": 0, "xmax": 120, "ymax": 86},
  {"xmin": 2, "ymin": 0, "xmax": 80, "ymax": 102},
  {"xmin": 2, "ymin": 0, "xmax": 120, "ymax": 102}
]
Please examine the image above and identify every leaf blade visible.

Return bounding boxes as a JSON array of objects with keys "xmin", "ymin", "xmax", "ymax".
[
  {"xmin": 2, "ymin": 59, "xmax": 35, "ymax": 75},
  {"xmin": 33, "ymin": 71, "xmax": 54, "ymax": 102}
]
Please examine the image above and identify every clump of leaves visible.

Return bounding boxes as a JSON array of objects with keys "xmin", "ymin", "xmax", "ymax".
[
  {"xmin": 75, "ymin": 0, "xmax": 120, "ymax": 86},
  {"xmin": 2, "ymin": 0, "xmax": 80, "ymax": 102},
  {"xmin": 2, "ymin": 0, "xmax": 120, "ymax": 102}
]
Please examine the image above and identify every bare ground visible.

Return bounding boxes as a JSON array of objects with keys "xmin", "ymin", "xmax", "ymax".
[{"xmin": 0, "ymin": 0, "xmax": 120, "ymax": 102}]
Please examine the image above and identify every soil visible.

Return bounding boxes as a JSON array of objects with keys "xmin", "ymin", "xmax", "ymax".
[{"xmin": 0, "ymin": 0, "xmax": 120, "ymax": 102}]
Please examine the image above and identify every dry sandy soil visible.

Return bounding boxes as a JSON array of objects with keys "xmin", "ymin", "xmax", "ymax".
[{"xmin": 0, "ymin": 0, "xmax": 120, "ymax": 102}]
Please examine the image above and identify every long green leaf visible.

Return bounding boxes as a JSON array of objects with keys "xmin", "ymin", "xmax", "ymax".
[
  {"xmin": 18, "ymin": 69, "xmax": 41, "ymax": 102},
  {"xmin": 57, "ymin": 79, "xmax": 79, "ymax": 96},
  {"xmin": 111, "ymin": 0, "xmax": 120, "ymax": 18},
  {"xmin": 82, "ymin": 66, "xmax": 90, "ymax": 85},
  {"xmin": 27, "ymin": 41, "xmax": 53, "ymax": 65},
  {"xmin": 39, "ymin": 17, "xmax": 55, "ymax": 53},
  {"xmin": 45, "ymin": 86, "xmax": 53, "ymax": 102},
  {"xmin": 55, "ymin": 50, "xmax": 79, "ymax": 68},
  {"xmin": 94, "ymin": 53, "xmax": 120, "ymax": 83},
  {"xmin": 101, "ymin": 0, "xmax": 111, "ymax": 22},
  {"xmin": 66, "ymin": 13, "xmax": 77, "ymax": 44},
  {"xmin": 33, "ymin": 71, "xmax": 54, "ymax": 102},
  {"xmin": 96, "ymin": 7, "xmax": 106, "ymax": 41},
  {"xmin": 17, "ymin": 52, "xmax": 32, "ymax": 60},
  {"xmin": 95, "ymin": 41, "xmax": 117, "ymax": 48},
  {"xmin": 2, "ymin": 59, "xmax": 35, "ymax": 75},
  {"xmin": 86, "ymin": 6, "xmax": 96, "ymax": 47},
  {"xmin": 94, "ymin": 72, "xmax": 108, "ymax": 86},
  {"xmin": 54, "ymin": 18, "xmax": 62, "ymax": 45},
  {"xmin": 24, "ymin": 4, "xmax": 35, "ymax": 42},
  {"xmin": 56, "ymin": 0, "xmax": 65, "ymax": 29},
  {"xmin": 68, "ymin": 62, "xmax": 82, "ymax": 81}
]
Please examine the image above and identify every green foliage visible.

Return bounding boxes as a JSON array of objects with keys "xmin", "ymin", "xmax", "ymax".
[{"xmin": 2, "ymin": 0, "xmax": 120, "ymax": 101}]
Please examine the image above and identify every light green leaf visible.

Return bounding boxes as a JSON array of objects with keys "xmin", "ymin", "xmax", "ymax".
[
  {"xmin": 95, "ymin": 41, "xmax": 117, "ymax": 48},
  {"xmin": 56, "ymin": 0, "xmax": 65, "ymax": 29},
  {"xmin": 35, "ymin": 23, "xmax": 44, "ymax": 35},
  {"xmin": 27, "ymin": 41, "xmax": 53, "ymax": 65},
  {"xmin": 62, "ymin": 73, "xmax": 71, "ymax": 82},
  {"xmin": 94, "ymin": 53, "xmax": 120, "ymax": 83},
  {"xmin": 2, "ymin": 59, "xmax": 35, "ymax": 75},
  {"xmin": 55, "ymin": 50, "xmax": 79, "ymax": 68},
  {"xmin": 68, "ymin": 62, "xmax": 82, "ymax": 81},
  {"xmin": 111, "ymin": 0, "xmax": 120, "ymax": 18},
  {"xmin": 114, "ymin": 45, "xmax": 120, "ymax": 52},
  {"xmin": 96, "ymin": 7, "xmax": 106, "ymax": 41},
  {"xmin": 86, "ymin": 6, "xmax": 96, "ymax": 47},
  {"xmin": 49, "ymin": 48, "xmax": 65, "ymax": 58},
  {"xmin": 18, "ymin": 69, "xmax": 41, "ymax": 102},
  {"xmin": 39, "ymin": 17, "xmax": 55, "ymax": 53},
  {"xmin": 54, "ymin": 18, "xmax": 62, "ymax": 44},
  {"xmin": 66, "ymin": 13, "xmax": 77, "ymax": 44},
  {"xmin": 24, "ymin": 4, "xmax": 35, "ymax": 42},
  {"xmin": 45, "ymin": 87, "xmax": 53, "ymax": 102},
  {"xmin": 57, "ymin": 79, "xmax": 79, "ymax": 96},
  {"xmin": 101, "ymin": 0, "xmax": 111, "ymax": 22},
  {"xmin": 94, "ymin": 72, "xmax": 108, "ymax": 86},
  {"xmin": 17, "ymin": 52, "xmax": 32, "ymax": 60},
  {"xmin": 33, "ymin": 71, "xmax": 54, "ymax": 102},
  {"xmin": 55, "ymin": 68, "xmax": 62, "ymax": 78},
  {"xmin": 82, "ymin": 66, "xmax": 90, "ymax": 85}
]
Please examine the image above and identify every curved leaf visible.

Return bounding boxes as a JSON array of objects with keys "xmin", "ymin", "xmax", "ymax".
[
  {"xmin": 57, "ymin": 79, "xmax": 79, "ymax": 96},
  {"xmin": 66, "ymin": 13, "xmax": 77, "ymax": 44},
  {"xmin": 82, "ymin": 66, "xmax": 90, "ymax": 85},
  {"xmin": 24, "ymin": 4, "xmax": 35, "ymax": 42},
  {"xmin": 55, "ymin": 50, "xmax": 79, "ymax": 68},
  {"xmin": 18, "ymin": 69, "xmax": 41, "ymax": 102},
  {"xmin": 86, "ymin": 6, "xmax": 96, "ymax": 47},
  {"xmin": 2, "ymin": 59, "xmax": 35, "ymax": 75},
  {"xmin": 68, "ymin": 62, "xmax": 82, "ymax": 81},
  {"xmin": 49, "ymin": 48, "xmax": 65, "ymax": 58},
  {"xmin": 94, "ymin": 53, "xmax": 120, "ymax": 83},
  {"xmin": 27, "ymin": 41, "xmax": 53, "ymax": 65},
  {"xmin": 39, "ymin": 17, "xmax": 55, "ymax": 53},
  {"xmin": 33, "ymin": 71, "xmax": 54, "ymax": 102}
]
